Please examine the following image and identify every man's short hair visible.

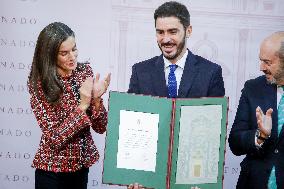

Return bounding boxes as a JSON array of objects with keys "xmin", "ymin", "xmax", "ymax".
[{"xmin": 154, "ymin": 1, "xmax": 190, "ymax": 29}]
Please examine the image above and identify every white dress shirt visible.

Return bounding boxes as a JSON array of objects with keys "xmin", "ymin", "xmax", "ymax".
[{"xmin": 163, "ymin": 50, "xmax": 188, "ymax": 95}]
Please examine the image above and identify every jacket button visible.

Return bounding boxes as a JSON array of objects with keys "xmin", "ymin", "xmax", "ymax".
[{"xmin": 274, "ymin": 149, "xmax": 279, "ymax": 154}]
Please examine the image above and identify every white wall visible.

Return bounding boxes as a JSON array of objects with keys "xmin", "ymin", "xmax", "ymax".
[{"xmin": 0, "ymin": 0, "xmax": 283, "ymax": 188}]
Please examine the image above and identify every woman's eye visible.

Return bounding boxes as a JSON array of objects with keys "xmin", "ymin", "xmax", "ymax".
[{"xmin": 60, "ymin": 52, "xmax": 67, "ymax": 56}]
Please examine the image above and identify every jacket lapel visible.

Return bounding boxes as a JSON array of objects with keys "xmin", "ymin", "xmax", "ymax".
[
  {"xmin": 269, "ymin": 84, "xmax": 278, "ymax": 138},
  {"xmin": 264, "ymin": 83, "xmax": 281, "ymax": 144},
  {"xmin": 151, "ymin": 55, "xmax": 168, "ymax": 97},
  {"xmin": 178, "ymin": 51, "xmax": 198, "ymax": 98},
  {"xmin": 278, "ymin": 124, "xmax": 284, "ymax": 141}
]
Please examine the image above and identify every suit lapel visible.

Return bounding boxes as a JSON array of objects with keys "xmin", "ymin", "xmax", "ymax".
[
  {"xmin": 151, "ymin": 55, "xmax": 168, "ymax": 97},
  {"xmin": 279, "ymin": 124, "xmax": 284, "ymax": 140},
  {"xmin": 178, "ymin": 51, "xmax": 198, "ymax": 98},
  {"xmin": 264, "ymin": 83, "xmax": 282, "ymax": 144},
  {"xmin": 268, "ymin": 84, "xmax": 278, "ymax": 138}
]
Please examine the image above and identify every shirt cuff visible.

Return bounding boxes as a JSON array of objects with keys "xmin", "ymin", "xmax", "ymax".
[{"xmin": 255, "ymin": 131, "xmax": 264, "ymax": 149}]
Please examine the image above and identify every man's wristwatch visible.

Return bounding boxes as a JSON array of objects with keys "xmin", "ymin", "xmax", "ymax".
[{"xmin": 256, "ymin": 129, "xmax": 270, "ymax": 141}]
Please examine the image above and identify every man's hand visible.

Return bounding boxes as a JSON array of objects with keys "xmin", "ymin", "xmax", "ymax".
[
  {"xmin": 127, "ymin": 183, "xmax": 200, "ymax": 189},
  {"xmin": 92, "ymin": 73, "xmax": 111, "ymax": 98},
  {"xmin": 127, "ymin": 183, "xmax": 144, "ymax": 189},
  {"xmin": 256, "ymin": 106, "xmax": 273, "ymax": 138},
  {"xmin": 78, "ymin": 77, "xmax": 93, "ymax": 111}
]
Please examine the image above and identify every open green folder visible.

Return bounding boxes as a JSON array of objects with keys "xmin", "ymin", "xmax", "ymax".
[{"xmin": 103, "ymin": 91, "xmax": 228, "ymax": 189}]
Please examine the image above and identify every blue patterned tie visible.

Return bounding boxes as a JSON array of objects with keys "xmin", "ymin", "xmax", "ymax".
[
  {"xmin": 168, "ymin": 64, "xmax": 177, "ymax": 98},
  {"xmin": 268, "ymin": 87, "xmax": 284, "ymax": 189}
]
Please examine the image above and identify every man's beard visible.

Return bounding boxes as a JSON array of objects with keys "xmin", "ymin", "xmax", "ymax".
[
  {"xmin": 266, "ymin": 64, "xmax": 284, "ymax": 85},
  {"xmin": 158, "ymin": 34, "xmax": 186, "ymax": 61}
]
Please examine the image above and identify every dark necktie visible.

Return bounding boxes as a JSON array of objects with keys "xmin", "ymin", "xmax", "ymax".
[{"xmin": 168, "ymin": 64, "xmax": 177, "ymax": 98}]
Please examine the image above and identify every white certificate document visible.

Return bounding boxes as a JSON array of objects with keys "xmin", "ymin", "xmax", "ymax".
[
  {"xmin": 176, "ymin": 105, "xmax": 222, "ymax": 184},
  {"xmin": 117, "ymin": 110, "xmax": 159, "ymax": 172}
]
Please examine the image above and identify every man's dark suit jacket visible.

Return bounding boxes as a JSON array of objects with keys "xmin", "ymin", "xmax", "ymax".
[
  {"xmin": 128, "ymin": 50, "xmax": 225, "ymax": 97},
  {"xmin": 229, "ymin": 75, "xmax": 284, "ymax": 189}
]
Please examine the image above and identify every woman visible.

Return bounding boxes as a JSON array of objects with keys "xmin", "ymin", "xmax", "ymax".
[{"xmin": 28, "ymin": 22, "xmax": 110, "ymax": 189}]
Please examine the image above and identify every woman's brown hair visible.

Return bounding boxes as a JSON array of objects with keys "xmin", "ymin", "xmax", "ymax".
[{"xmin": 28, "ymin": 22, "xmax": 75, "ymax": 104}]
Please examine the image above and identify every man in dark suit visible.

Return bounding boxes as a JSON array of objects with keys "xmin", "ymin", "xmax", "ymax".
[
  {"xmin": 127, "ymin": 2, "xmax": 224, "ymax": 188},
  {"xmin": 229, "ymin": 31, "xmax": 284, "ymax": 189},
  {"xmin": 128, "ymin": 1, "xmax": 225, "ymax": 98}
]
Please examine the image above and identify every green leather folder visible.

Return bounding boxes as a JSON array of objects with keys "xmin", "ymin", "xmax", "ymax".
[{"xmin": 103, "ymin": 91, "xmax": 228, "ymax": 189}]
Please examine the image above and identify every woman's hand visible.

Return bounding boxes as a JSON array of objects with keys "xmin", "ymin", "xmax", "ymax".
[
  {"xmin": 78, "ymin": 77, "xmax": 93, "ymax": 111},
  {"xmin": 92, "ymin": 73, "xmax": 111, "ymax": 98}
]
